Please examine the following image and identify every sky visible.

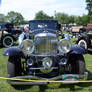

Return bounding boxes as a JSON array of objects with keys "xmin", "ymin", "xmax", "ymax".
[{"xmin": 0, "ymin": 0, "xmax": 87, "ymax": 20}]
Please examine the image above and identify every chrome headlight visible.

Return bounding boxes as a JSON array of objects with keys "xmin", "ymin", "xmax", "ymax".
[
  {"xmin": 20, "ymin": 39, "xmax": 34, "ymax": 55},
  {"xmin": 58, "ymin": 39, "xmax": 72, "ymax": 53},
  {"xmin": 42, "ymin": 57, "xmax": 52, "ymax": 68}
]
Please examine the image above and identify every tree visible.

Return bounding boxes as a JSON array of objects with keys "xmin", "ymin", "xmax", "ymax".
[
  {"xmin": 6, "ymin": 11, "xmax": 24, "ymax": 25},
  {"xmin": 81, "ymin": 15, "xmax": 90, "ymax": 25},
  {"xmin": 34, "ymin": 11, "xmax": 53, "ymax": 20},
  {"xmin": 86, "ymin": 0, "xmax": 92, "ymax": 15},
  {"xmin": 0, "ymin": 14, "xmax": 6, "ymax": 23},
  {"xmin": 68, "ymin": 15, "xmax": 76, "ymax": 24},
  {"xmin": 55, "ymin": 13, "xmax": 70, "ymax": 24}
]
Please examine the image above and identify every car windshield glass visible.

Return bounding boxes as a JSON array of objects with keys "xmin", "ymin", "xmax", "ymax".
[{"xmin": 29, "ymin": 20, "xmax": 58, "ymax": 30}]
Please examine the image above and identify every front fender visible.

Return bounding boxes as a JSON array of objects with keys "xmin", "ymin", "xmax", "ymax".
[
  {"xmin": 3, "ymin": 46, "xmax": 24, "ymax": 57},
  {"xmin": 69, "ymin": 45, "xmax": 87, "ymax": 54}
]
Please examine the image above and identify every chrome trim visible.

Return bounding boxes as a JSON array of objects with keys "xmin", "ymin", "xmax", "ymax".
[
  {"xmin": 30, "ymin": 53, "xmax": 64, "ymax": 57},
  {"xmin": 35, "ymin": 33, "xmax": 57, "ymax": 38},
  {"xmin": 7, "ymin": 72, "xmax": 88, "ymax": 85},
  {"xmin": 20, "ymin": 39, "xmax": 34, "ymax": 55},
  {"xmin": 7, "ymin": 81, "xmax": 47, "ymax": 85},
  {"xmin": 29, "ymin": 67, "xmax": 58, "ymax": 70},
  {"xmin": 58, "ymin": 39, "xmax": 72, "ymax": 53},
  {"xmin": 34, "ymin": 33, "xmax": 58, "ymax": 54}
]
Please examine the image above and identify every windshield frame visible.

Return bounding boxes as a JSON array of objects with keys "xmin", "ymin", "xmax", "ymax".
[{"xmin": 29, "ymin": 20, "xmax": 59, "ymax": 31}]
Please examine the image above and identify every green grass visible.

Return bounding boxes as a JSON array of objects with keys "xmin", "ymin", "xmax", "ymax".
[{"xmin": 1, "ymin": 39, "xmax": 92, "ymax": 92}]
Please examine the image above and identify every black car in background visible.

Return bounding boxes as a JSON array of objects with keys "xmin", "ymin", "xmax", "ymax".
[{"xmin": 0, "ymin": 23, "xmax": 22, "ymax": 47}]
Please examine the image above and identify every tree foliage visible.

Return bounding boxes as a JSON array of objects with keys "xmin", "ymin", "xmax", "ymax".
[
  {"xmin": 55, "ymin": 13, "xmax": 69, "ymax": 24},
  {"xmin": 0, "ymin": 14, "xmax": 6, "ymax": 23},
  {"xmin": 0, "ymin": 7, "xmax": 91, "ymax": 26},
  {"xmin": 55, "ymin": 13, "xmax": 77, "ymax": 24},
  {"xmin": 34, "ymin": 10, "xmax": 53, "ymax": 20},
  {"xmin": 86, "ymin": 0, "xmax": 92, "ymax": 15},
  {"xmin": 0, "ymin": 11, "xmax": 26, "ymax": 25},
  {"xmin": 6, "ymin": 11, "xmax": 24, "ymax": 25}
]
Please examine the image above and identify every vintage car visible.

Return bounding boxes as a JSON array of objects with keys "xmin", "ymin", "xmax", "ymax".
[
  {"xmin": 3, "ymin": 20, "xmax": 87, "ymax": 85},
  {"xmin": 71, "ymin": 26, "xmax": 86, "ymax": 37},
  {"xmin": 77, "ymin": 24, "xmax": 92, "ymax": 51},
  {"xmin": 0, "ymin": 23, "xmax": 22, "ymax": 47}
]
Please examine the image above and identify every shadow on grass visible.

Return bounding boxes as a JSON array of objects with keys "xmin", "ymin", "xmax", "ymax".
[
  {"xmin": 77, "ymin": 70, "xmax": 92, "ymax": 87},
  {"xmin": 39, "ymin": 85, "xmax": 48, "ymax": 92},
  {"xmin": 12, "ymin": 84, "xmax": 48, "ymax": 92},
  {"xmin": 87, "ymin": 50, "xmax": 92, "ymax": 54},
  {"xmin": 11, "ymin": 85, "xmax": 33, "ymax": 90},
  {"xmin": 0, "ymin": 45, "xmax": 4, "ymax": 48}
]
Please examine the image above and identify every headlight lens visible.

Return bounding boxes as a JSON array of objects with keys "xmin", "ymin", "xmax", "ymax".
[
  {"xmin": 20, "ymin": 39, "xmax": 34, "ymax": 55},
  {"xmin": 58, "ymin": 39, "xmax": 72, "ymax": 53}
]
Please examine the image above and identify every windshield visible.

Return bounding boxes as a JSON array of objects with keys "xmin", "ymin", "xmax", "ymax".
[{"xmin": 29, "ymin": 20, "xmax": 58, "ymax": 30}]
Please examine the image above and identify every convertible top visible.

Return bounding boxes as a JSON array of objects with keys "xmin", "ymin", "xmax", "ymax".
[{"xmin": 29, "ymin": 20, "xmax": 58, "ymax": 23}]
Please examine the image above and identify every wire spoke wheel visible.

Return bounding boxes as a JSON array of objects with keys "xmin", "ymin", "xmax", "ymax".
[{"xmin": 3, "ymin": 36, "xmax": 14, "ymax": 47}]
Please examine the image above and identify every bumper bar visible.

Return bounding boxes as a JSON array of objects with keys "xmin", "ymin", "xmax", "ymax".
[{"xmin": 7, "ymin": 72, "xmax": 88, "ymax": 85}]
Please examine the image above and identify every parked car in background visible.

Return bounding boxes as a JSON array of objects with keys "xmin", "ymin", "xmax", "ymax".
[
  {"xmin": 86, "ymin": 24, "xmax": 92, "ymax": 30},
  {"xmin": 3, "ymin": 20, "xmax": 87, "ymax": 85},
  {"xmin": 71, "ymin": 26, "xmax": 86, "ymax": 37},
  {"xmin": 77, "ymin": 24, "xmax": 92, "ymax": 51},
  {"xmin": 0, "ymin": 23, "xmax": 22, "ymax": 47}
]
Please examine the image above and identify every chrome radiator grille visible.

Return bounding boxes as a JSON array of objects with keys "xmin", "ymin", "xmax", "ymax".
[{"xmin": 34, "ymin": 33, "xmax": 58, "ymax": 54}]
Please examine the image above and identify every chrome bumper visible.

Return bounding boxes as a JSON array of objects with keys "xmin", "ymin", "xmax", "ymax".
[{"xmin": 7, "ymin": 72, "xmax": 88, "ymax": 85}]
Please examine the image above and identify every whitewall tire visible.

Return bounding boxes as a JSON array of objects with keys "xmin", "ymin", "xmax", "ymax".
[
  {"xmin": 78, "ymin": 39, "xmax": 87, "ymax": 49},
  {"xmin": 3, "ymin": 36, "xmax": 14, "ymax": 47}
]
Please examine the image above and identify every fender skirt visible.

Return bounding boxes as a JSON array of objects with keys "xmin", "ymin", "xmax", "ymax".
[
  {"xmin": 3, "ymin": 46, "xmax": 25, "ymax": 57},
  {"xmin": 69, "ymin": 45, "xmax": 87, "ymax": 54}
]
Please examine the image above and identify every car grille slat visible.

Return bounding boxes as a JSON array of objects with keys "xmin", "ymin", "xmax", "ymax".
[{"xmin": 35, "ymin": 33, "xmax": 57, "ymax": 54}]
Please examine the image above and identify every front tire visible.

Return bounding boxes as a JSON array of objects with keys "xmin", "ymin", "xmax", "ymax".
[
  {"xmin": 69, "ymin": 54, "xmax": 85, "ymax": 74},
  {"xmin": 3, "ymin": 36, "xmax": 14, "ymax": 47},
  {"xmin": 8, "ymin": 56, "xmax": 22, "ymax": 77}
]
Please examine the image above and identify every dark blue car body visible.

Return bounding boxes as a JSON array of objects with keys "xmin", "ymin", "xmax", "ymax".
[{"xmin": 3, "ymin": 20, "xmax": 87, "ymax": 85}]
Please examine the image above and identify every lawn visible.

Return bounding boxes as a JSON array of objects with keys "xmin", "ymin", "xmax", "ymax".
[{"xmin": 0, "ymin": 39, "xmax": 92, "ymax": 92}]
